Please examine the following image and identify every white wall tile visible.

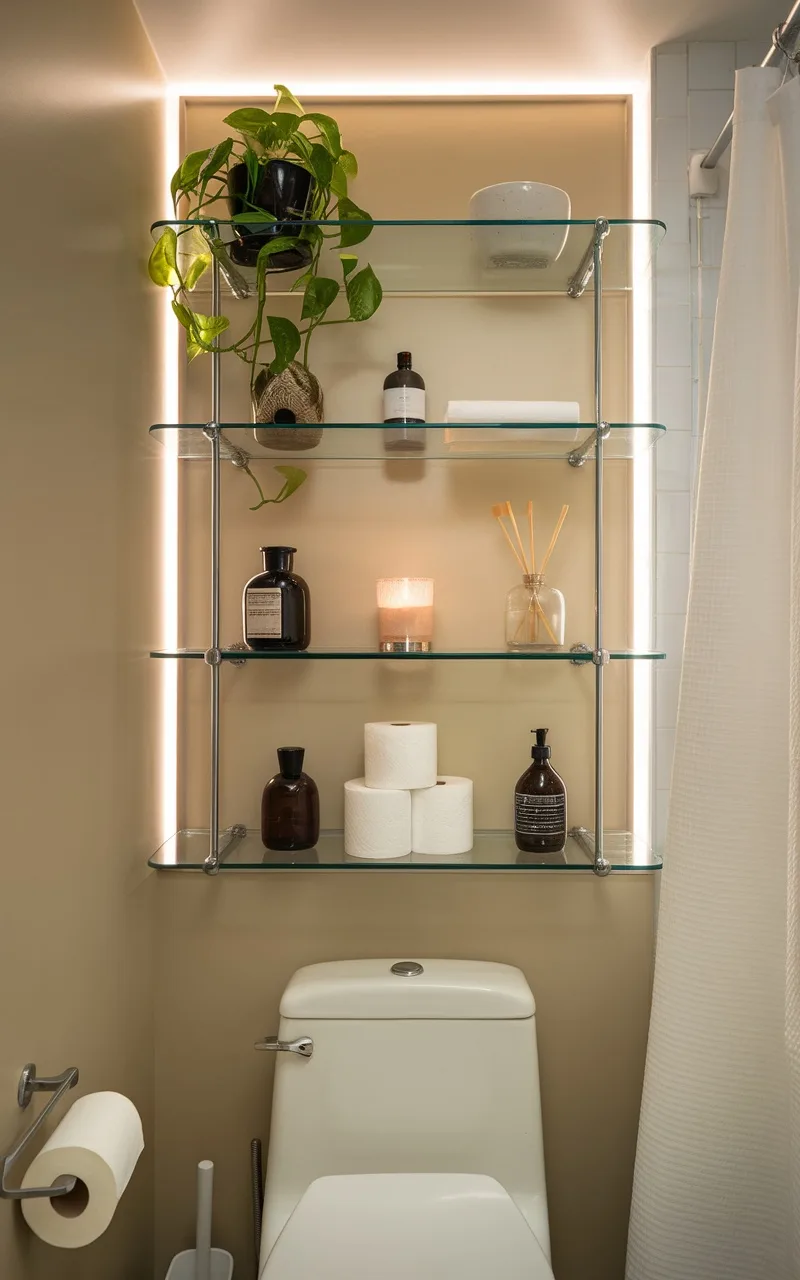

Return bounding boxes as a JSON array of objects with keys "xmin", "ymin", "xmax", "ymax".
[
  {"xmin": 656, "ymin": 366, "xmax": 692, "ymax": 430},
  {"xmin": 655, "ymin": 241, "xmax": 691, "ymax": 307},
  {"xmin": 656, "ymin": 612, "xmax": 687, "ymax": 664},
  {"xmin": 657, "ymin": 491, "xmax": 692, "ymax": 553},
  {"xmin": 657, "ymin": 429, "xmax": 692, "ymax": 490},
  {"xmin": 656, "ymin": 553, "xmax": 690, "ymax": 615},
  {"xmin": 656, "ymin": 303, "xmax": 692, "ymax": 368},
  {"xmin": 692, "ymin": 265, "xmax": 720, "ymax": 319},
  {"xmin": 688, "ymin": 89, "xmax": 734, "ymax": 149},
  {"xmin": 688, "ymin": 42, "xmax": 736, "ymax": 90},
  {"xmin": 656, "ymin": 729, "xmax": 677, "ymax": 790},
  {"xmin": 656, "ymin": 116, "xmax": 689, "ymax": 180},
  {"xmin": 691, "ymin": 204, "xmax": 727, "ymax": 268},
  {"xmin": 736, "ymin": 40, "xmax": 764, "ymax": 68},
  {"xmin": 657, "ymin": 666, "xmax": 682, "ymax": 729},
  {"xmin": 656, "ymin": 52, "xmax": 689, "ymax": 117},
  {"xmin": 654, "ymin": 180, "xmax": 690, "ymax": 243}
]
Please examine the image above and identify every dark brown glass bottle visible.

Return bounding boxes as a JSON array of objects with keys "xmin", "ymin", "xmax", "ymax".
[
  {"xmin": 383, "ymin": 351, "xmax": 426, "ymax": 451},
  {"xmin": 243, "ymin": 546, "xmax": 310, "ymax": 651},
  {"xmin": 514, "ymin": 728, "xmax": 567, "ymax": 854},
  {"xmin": 262, "ymin": 747, "xmax": 320, "ymax": 851}
]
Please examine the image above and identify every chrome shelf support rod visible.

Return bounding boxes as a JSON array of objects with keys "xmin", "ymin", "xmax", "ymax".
[
  {"xmin": 203, "ymin": 252, "xmax": 223, "ymax": 875},
  {"xmin": 592, "ymin": 218, "xmax": 611, "ymax": 877}
]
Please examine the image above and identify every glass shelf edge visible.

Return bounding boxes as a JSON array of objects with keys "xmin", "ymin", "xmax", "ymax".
[
  {"xmin": 148, "ymin": 648, "xmax": 667, "ymax": 662},
  {"xmin": 148, "ymin": 828, "xmax": 662, "ymax": 872},
  {"xmin": 151, "ymin": 217, "xmax": 666, "ymax": 231}
]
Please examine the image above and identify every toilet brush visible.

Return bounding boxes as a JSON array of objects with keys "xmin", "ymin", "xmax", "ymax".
[{"xmin": 164, "ymin": 1160, "xmax": 234, "ymax": 1280}]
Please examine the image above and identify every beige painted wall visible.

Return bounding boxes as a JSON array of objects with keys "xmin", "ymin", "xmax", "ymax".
[
  {"xmin": 0, "ymin": 2, "xmax": 163, "ymax": 1278},
  {"xmin": 152, "ymin": 95, "xmax": 655, "ymax": 1280}
]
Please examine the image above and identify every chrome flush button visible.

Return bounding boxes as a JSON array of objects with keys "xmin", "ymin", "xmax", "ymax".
[{"xmin": 391, "ymin": 961, "xmax": 424, "ymax": 977}]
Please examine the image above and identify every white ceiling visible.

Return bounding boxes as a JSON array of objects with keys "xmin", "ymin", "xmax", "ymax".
[{"xmin": 134, "ymin": 0, "xmax": 786, "ymax": 88}]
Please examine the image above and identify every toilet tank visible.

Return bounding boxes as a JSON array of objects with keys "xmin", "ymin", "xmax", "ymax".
[{"xmin": 261, "ymin": 959, "xmax": 550, "ymax": 1261}]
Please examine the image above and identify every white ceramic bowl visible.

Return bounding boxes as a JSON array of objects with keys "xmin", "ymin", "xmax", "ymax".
[{"xmin": 469, "ymin": 181, "xmax": 571, "ymax": 268}]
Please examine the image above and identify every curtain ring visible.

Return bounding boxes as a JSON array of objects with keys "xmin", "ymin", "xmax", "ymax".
[{"xmin": 773, "ymin": 23, "xmax": 800, "ymax": 63}]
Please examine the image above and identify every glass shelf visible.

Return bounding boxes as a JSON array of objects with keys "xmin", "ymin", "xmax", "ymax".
[
  {"xmin": 151, "ymin": 218, "xmax": 665, "ymax": 296},
  {"xmin": 150, "ymin": 647, "xmax": 666, "ymax": 662},
  {"xmin": 149, "ymin": 828, "xmax": 661, "ymax": 872},
  {"xmin": 150, "ymin": 423, "xmax": 665, "ymax": 462}
]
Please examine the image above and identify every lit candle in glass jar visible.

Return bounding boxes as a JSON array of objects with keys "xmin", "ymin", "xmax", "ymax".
[{"xmin": 377, "ymin": 578, "xmax": 434, "ymax": 653}]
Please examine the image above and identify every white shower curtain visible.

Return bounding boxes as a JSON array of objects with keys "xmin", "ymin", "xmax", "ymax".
[{"xmin": 627, "ymin": 67, "xmax": 800, "ymax": 1279}]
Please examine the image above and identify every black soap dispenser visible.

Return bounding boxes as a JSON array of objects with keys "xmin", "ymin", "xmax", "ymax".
[
  {"xmin": 514, "ymin": 728, "xmax": 567, "ymax": 855},
  {"xmin": 261, "ymin": 747, "xmax": 320, "ymax": 851}
]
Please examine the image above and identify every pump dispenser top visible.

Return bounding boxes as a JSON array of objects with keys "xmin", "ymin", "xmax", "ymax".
[{"xmin": 532, "ymin": 728, "xmax": 551, "ymax": 760}]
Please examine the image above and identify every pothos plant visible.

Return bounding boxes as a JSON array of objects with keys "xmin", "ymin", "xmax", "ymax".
[{"xmin": 148, "ymin": 84, "xmax": 383, "ymax": 509}]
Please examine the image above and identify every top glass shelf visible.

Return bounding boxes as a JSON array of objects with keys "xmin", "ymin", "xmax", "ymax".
[{"xmin": 151, "ymin": 218, "xmax": 665, "ymax": 297}]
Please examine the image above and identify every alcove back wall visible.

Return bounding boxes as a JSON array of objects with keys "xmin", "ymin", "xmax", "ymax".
[{"xmin": 154, "ymin": 96, "xmax": 654, "ymax": 1280}]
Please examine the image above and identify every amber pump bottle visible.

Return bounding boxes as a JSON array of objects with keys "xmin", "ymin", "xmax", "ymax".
[
  {"xmin": 514, "ymin": 728, "xmax": 567, "ymax": 854},
  {"xmin": 262, "ymin": 747, "xmax": 320, "ymax": 851}
]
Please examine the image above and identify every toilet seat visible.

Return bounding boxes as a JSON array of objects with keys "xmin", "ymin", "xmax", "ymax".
[{"xmin": 260, "ymin": 1172, "xmax": 555, "ymax": 1279}]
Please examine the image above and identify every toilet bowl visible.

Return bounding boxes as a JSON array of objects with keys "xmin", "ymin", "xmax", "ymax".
[{"xmin": 257, "ymin": 959, "xmax": 553, "ymax": 1277}]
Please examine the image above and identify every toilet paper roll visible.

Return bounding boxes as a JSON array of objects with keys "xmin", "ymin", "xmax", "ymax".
[
  {"xmin": 412, "ymin": 776, "xmax": 474, "ymax": 855},
  {"xmin": 364, "ymin": 722, "xmax": 438, "ymax": 791},
  {"xmin": 21, "ymin": 1092, "xmax": 144, "ymax": 1248},
  {"xmin": 344, "ymin": 778, "xmax": 411, "ymax": 860}
]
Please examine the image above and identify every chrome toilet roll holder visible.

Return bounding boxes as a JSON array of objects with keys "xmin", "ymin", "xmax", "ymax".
[{"xmin": 0, "ymin": 1063, "xmax": 79, "ymax": 1201}]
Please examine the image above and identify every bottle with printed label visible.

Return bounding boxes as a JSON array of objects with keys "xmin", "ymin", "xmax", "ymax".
[
  {"xmin": 383, "ymin": 351, "xmax": 426, "ymax": 452},
  {"xmin": 243, "ymin": 546, "xmax": 310, "ymax": 651},
  {"xmin": 514, "ymin": 728, "xmax": 567, "ymax": 855}
]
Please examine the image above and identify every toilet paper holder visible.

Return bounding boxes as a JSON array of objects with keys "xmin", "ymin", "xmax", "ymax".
[{"xmin": 0, "ymin": 1063, "xmax": 79, "ymax": 1201}]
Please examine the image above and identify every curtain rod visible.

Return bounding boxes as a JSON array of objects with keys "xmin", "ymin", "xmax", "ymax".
[{"xmin": 700, "ymin": 0, "xmax": 800, "ymax": 169}]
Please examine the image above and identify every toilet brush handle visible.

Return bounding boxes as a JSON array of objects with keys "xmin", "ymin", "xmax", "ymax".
[
  {"xmin": 195, "ymin": 1160, "xmax": 213, "ymax": 1280},
  {"xmin": 254, "ymin": 1036, "xmax": 314, "ymax": 1059}
]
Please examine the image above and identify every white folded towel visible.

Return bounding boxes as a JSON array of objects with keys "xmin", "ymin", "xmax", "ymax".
[{"xmin": 445, "ymin": 400, "xmax": 580, "ymax": 423}]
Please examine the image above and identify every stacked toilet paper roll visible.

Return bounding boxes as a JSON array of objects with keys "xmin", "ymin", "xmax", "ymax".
[
  {"xmin": 411, "ymin": 776, "xmax": 474, "ymax": 855},
  {"xmin": 21, "ymin": 1092, "xmax": 144, "ymax": 1248},
  {"xmin": 345, "ymin": 723, "xmax": 473, "ymax": 859}
]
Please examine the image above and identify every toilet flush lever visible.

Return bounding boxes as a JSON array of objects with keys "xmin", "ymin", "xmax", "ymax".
[{"xmin": 254, "ymin": 1036, "xmax": 313, "ymax": 1059}]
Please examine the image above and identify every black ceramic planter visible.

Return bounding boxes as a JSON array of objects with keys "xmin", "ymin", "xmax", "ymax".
[{"xmin": 227, "ymin": 159, "xmax": 315, "ymax": 271}]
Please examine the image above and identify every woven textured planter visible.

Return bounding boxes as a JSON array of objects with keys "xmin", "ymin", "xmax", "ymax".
[{"xmin": 252, "ymin": 363, "xmax": 324, "ymax": 451}]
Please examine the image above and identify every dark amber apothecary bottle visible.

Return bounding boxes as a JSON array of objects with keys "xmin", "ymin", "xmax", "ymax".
[
  {"xmin": 262, "ymin": 747, "xmax": 320, "ymax": 851},
  {"xmin": 514, "ymin": 728, "xmax": 567, "ymax": 855},
  {"xmin": 243, "ymin": 546, "xmax": 310, "ymax": 651}
]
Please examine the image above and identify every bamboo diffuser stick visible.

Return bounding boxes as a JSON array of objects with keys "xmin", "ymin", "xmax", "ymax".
[
  {"xmin": 540, "ymin": 503, "xmax": 569, "ymax": 574},
  {"xmin": 493, "ymin": 501, "xmax": 558, "ymax": 646},
  {"xmin": 491, "ymin": 503, "xmax": 527, "ymax": 572},
  {"xmin": 528, "ymin": 500, "xmax": 536, "ymax": 575}
]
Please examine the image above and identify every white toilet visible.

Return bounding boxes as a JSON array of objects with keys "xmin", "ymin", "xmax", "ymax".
[{"xmin": 257, "ymin": 958, "xmax": 555, "ymax": 1278}]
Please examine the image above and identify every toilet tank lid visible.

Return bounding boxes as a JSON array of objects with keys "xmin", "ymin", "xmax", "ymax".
[{"xmin": 279, "ymin": 960, "xmax": 535, "ymax": 1019}]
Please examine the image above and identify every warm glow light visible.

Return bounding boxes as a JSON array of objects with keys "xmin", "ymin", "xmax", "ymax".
[
  {"xmin": 172, "ymin": 80, "xmax": 639, "ymax": 99},
  {"xmin": 630, "ymin": 82, "xmax": 654, "ymax": 849},
  {"xmin": 159, "ymin": 87, "xmax": 181, "ymax": 844},
  {"xmin": 376, "ymin": 578, "xmax": 435, "ymax": 609}
]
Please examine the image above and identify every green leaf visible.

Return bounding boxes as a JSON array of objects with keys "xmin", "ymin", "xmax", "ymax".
[
  {"xmin": 148, "ymin": 229, "xmax": 179, "ymax": 287},
  {"xmin": 339, "ymin": 150, "xmax": 358, "ymax": 177},
  {"xmin": 302, "ymin": 113, "xmax": 342, "ymax": 157},
  {"xmin": 301, "ymin": 275, "xmax": 339, "ymax": 320},
  {"xmin": 269, "ymin": 111, "xmax": 301, "ymax": 143},
  {"xmin": 183, "ymin": 253, "xmax": 211, "ymax": 291},
  {"xmin": 339, "ymin": 253, "xmax": 358, "ymax": 278},
  {"xmin": 200, "ymin": 137, "xmax": 233, "ymax": 181},
  {"xmin": 330, "ymin": 160, "xmax": 348, "ymax": 200},
  {"xmin": 243, "ymin": 145, "xmax": 260, "ymax": 190},
  {"xmin": 290, "ymin": 269, "xmax": 314, "ymax": 293},
  {"xmin": 223, "ymin": 107, "xmax": 273, "ymax": 135},
  {"xmin": 274, "ymin": 84, "xmax": 306, "ymax": 114},
  {"xmin": 255, "ymin": 237, "xmax": 308, "ymax": 275},
  {"xmin": 171, "ymin": 148, "xmax": 212, "ymax": 199},
  {"xmin": 337, "ymin": 198, "xmax": 374, "ymax": 247},
  {"xmin": 193, "ymin": 313, "xmax": 230, "ymax": 342},
  {"xmin": 299, "ymin": 224, "xmax": 323, "ymax": 247},
  {"xmin": 266, "ymin": 316, "xmax": 301, "ymax": 375},
  {"xmin": 308, "ymin": 143, "xmax": 333, "ymax": 188},
  {"xmin": 231, "ymin": 211, "xmax": 278, "ymax": 223},
  {"xmin": 284, "ymin": 132, "xmax": 312, "ymax": 165},
  {"xmin": 171, "ymin": 299, "xmax": 194, "ymax": 329},
  {"xmin": 186, "ymin": 338, "xmax": 204, "ymax": 362},
  {"xmin": 346, "ymin": 264, "xmax": 382, "ymax": 321},
  {"xmin": 273, "ymin": 465, "xmax": 308, "ymax": 501}
]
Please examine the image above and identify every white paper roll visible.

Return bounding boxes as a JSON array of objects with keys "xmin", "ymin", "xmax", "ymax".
[
  {"xmin": 21, "ymin": 1092, "xmax": 144, "ymax": 1248},
  {"xmin": 412, "ymin": 776, "xmax": 474, "ymax": 855},
  {"xmin": 364, "ymin": 722, "xmax": 437, "ymax": 791},
  {"xmin": 344, "ymin": 778, "xmax": 411, "ymax": 860}
]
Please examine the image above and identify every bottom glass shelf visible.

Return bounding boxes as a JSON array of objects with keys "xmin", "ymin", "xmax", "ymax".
[{"xmin": 149, "ymin": 828, "xmax": 661, "ymax": 872}]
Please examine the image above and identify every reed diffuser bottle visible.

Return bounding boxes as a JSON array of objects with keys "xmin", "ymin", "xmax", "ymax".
[{"xmin": 493, "ymin": 500, "xmax": 568, "ymax": 652}]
